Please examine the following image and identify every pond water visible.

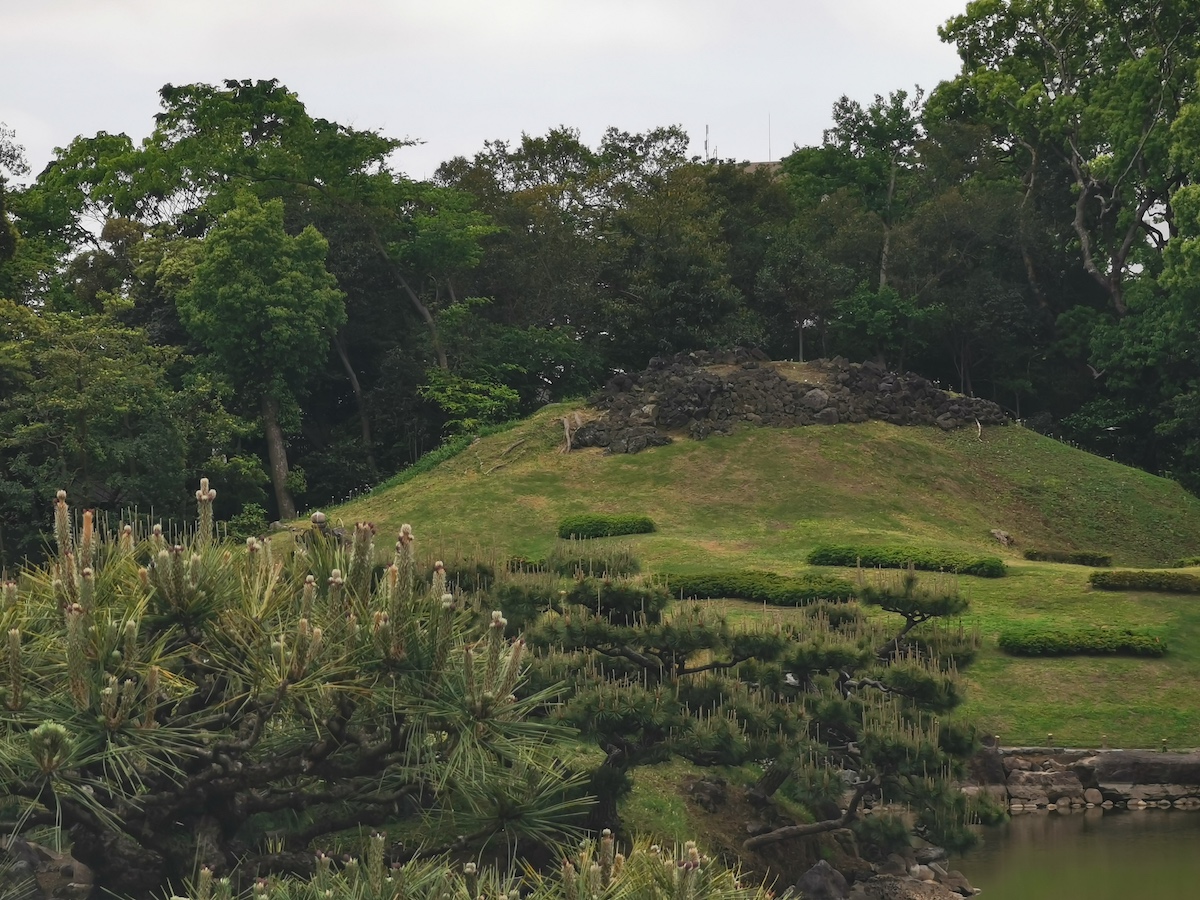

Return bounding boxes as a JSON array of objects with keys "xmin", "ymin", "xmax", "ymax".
[{"xmin": 958, "ymin": 808, "xmax": 1200, "ymax": 899}]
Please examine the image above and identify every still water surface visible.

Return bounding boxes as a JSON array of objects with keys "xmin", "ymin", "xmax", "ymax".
[{"xmin": 959, "ymin": 809, "xmax": 1200, "ymax": 899}]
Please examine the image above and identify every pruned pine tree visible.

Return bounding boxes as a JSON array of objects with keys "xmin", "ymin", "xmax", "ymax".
[
  {"xmin": 0, "ymin": 482, "xmax": 587, "ymax": 897},
  {"xmin": 515, "ymin": 569, "xmax": 981, "ymax": 853},
  {"xmin": 169, "ymin": 831, "xmax": 771, "ymax": 900}
]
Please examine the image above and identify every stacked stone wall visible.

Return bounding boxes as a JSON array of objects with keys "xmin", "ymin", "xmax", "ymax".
[{"xmin": 574, "ymin": 349, "xmax": 1010, "ymax": 453}]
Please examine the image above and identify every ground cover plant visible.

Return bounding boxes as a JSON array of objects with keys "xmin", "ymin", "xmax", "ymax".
[
  {"xmin": 808, "ymin": 544, "xmax": 1007, "ymax": 578},
  {"xmin": 1089, "ymin": 570, "xmax": 1200, "ymax": 593},
  {"xmin": 998, "ymin": 625, "xmax": 1166, "ymax": 657},
  {"xmin": 1022, "ymin": 549, "xmax": 1112, "ymax": 566}
]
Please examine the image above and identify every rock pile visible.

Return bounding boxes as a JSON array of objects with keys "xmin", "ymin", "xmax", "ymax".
[{"xmin": 573, "ymin": 349, "xmax": 1009, "ymax": 454}]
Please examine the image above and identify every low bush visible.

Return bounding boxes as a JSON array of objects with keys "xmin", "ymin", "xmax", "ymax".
[
  {"xmin": 661, "ymin": 570, "xmax": 857, "ymax": 606},
  {"xmin": 998, "ymin": 626, "xmax": 1167, "ymax": 657},
  {"xmin": 1089, "ymin": 569, "xmax": 1200, "ymax": 593},
  {"xmin": 807, "ymin": 545, "xmax": 1007, "ymax": 578},
  {"xmin": 224, "ymin": 502, "xmax": 269, "ymax": 540},
  {"xmin": 1023, "ymin": 549, "xmax": 1112, "ymax": 566},
  {"xmin": 557, "ymin": 513, "xmax": 656, "ymax": 539},
  {"xmin": 1175, "ymin": 556, "xmax": 1200, "ymax": 568}
]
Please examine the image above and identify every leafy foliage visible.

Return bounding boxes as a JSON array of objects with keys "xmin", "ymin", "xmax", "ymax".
[
  {"xmin": 808, "ymin": 545, "xmax": 1007, "ymax": 578},
  {"xmin": 418, "ymin": 368, "xmax": 520, "ymax": 435}
]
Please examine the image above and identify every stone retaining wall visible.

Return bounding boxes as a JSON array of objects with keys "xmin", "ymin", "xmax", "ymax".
[
  {"xmin": 964, "ymin": 746, "xmax": 1200, "ymax": 811},
  {"xmin": 573, "ymin": 350, "xmax": 1009, "ymax": 454}
]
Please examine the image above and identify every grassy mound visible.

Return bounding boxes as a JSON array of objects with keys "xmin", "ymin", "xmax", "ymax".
[{"xmin": 325, "ymin": 398, "xmax": 1200, "ymax": 746}]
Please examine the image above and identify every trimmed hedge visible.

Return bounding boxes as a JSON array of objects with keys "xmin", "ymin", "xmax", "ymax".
[
  {"xmin": 1089, "ymin": 569, "xmax": 1200, "ymax": 593},
  {"xmin": 999, "ymin": 626, "xmax": 1167, "ymax": 657},
  {"xmin": 1023, "ymin": 549, "xmax": 1112, "ymax": 567},
  {"xmin": 806, "ymin": 545, "xmax": 1007, "ymax": 578},
  {"xmin": 661, "ymin": 570, "xmax": 857, "ymax": 606},
  {"xmin": 557, "ymin": 514, "xmax": 656, "ymax": 539}
]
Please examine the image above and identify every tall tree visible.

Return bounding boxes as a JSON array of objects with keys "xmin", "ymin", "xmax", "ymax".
[
  {"xmin": 174, "ymin": 193, "xmax": 345, "ymax": 520},
  {"xmin": 0, "ymin": 122, "xmax": 27, "ymax": 266},
  {"xmin": 784, "ymin": 89, "xmax": 925, "ymax": 291},
  {"xmin": 0, "ymin": 300, "xmax": 189, "ymax": 566},
  {"xmin": 937, "ymin": 0, "xmax": 1199, "ymax": 316}
]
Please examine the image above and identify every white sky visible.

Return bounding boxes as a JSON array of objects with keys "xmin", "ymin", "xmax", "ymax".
[{"xmin": 1, "ymin": 0, "xmax": 967, "ymax": 183}]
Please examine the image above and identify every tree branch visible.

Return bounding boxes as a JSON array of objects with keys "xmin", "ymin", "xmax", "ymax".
[{"xmin": 742, "ymin": 777, "xmax": 876, "ymax": 850}]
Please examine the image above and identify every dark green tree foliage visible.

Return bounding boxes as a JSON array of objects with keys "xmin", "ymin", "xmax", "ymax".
[
  {"xmin": 510, "ymin": 562, "xmax": 980, "ymax": 852},
  {"xmin": 0, "ymin": 301, "xmax": 191, "ymax": 567},
  {"xmin": 0, "ymin": 487, "xmax": 586, "ymax": 897},
  {"xmin": 0, "ymin": 122, "xmax": 25, "ymax": 266},
  {"xmin": 937, "ymin": 0, "xmax": 1198, "ymax": 318},
  {"xmin": 175, "ymin": 193, "xmax": 345, "ymax": 520}
]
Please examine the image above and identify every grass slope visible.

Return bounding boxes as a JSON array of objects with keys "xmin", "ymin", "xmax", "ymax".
[{"xmin": 328, "ymin": 404, "xmax": 1200, "ymax": 746}]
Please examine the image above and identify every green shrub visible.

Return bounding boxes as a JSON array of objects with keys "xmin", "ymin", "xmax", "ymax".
[
  {"xmin": 1089, "ymin": 569, "xmax": 1200, "ymax": 593},
  {"xmin": 557, "ymin": 513, "xmax": 656, "ymax": 539},
  {"xmin": 224, "ymin": 502, "xmax": 268, "ymax": 540},
  {"xmin": 1175, "ymin": 556, "xmax": 1200, "ymax": 567},
  {"xmin": 661, "ymin": 570, "xmax": 857, "ymax": 606},
  {"xmin": 998, "ymin": 625, "xmax": 1167, "ymax": 657},
  {"xmin": 1023, "ymin": 548, "xmax": 1112, "ymax": 566},
  {"xmin": 807, "ymin": 545, "xmax": 1007, "ymax": 578}
]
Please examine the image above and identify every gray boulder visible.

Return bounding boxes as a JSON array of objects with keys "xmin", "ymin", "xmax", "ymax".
[{"xmin": 794, "ymin": 860, "xmax": 849, "ymax": 900}]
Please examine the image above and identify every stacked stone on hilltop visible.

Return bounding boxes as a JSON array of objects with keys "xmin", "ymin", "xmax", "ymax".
[{"xmin": 573, "ymin": 350, "xmax": 1010, "ymax": 454}]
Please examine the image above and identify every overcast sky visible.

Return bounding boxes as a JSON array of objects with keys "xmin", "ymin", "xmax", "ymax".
[{"xmin": 1, "ymin": 0, "xmax": 968, "ymax": 183}]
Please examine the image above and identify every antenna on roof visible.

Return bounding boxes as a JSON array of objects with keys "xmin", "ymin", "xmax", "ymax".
[
  {"xmin": 769, "ymin": 113, "xmax": 772, "ymax": 162},
  {"xmin": 705, "ymin": 124, "xmax": 709, "ymax": 161}
]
